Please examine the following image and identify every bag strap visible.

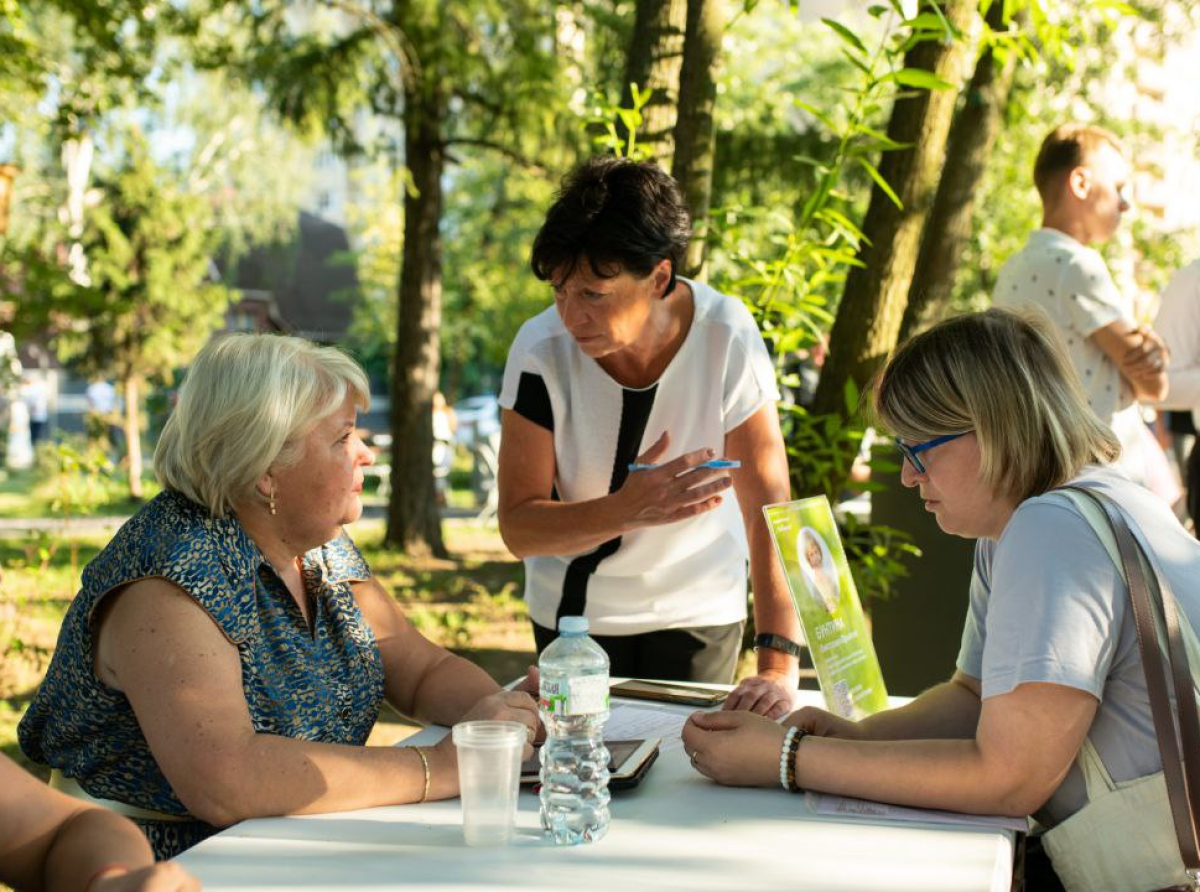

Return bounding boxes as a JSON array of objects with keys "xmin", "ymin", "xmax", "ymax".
[{"xmin": 1060, "ymin": 485, "xmax": 1200, "ymax": 885}]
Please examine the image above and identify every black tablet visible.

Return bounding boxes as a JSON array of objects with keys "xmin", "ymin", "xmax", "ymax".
[{"xmin": 521, "ymin": 738, "xmax": 661, "ymax": 790}]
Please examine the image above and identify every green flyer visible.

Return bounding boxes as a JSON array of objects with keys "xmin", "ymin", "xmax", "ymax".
[{"xmin": 763, "ymin": 496, "xmax": 888, "ymax": 718}]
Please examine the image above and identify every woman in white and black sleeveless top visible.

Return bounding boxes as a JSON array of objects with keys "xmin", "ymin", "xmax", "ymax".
[{"xmin": 497, "ymin": 157, "xmax": 801, "ymax": 717}]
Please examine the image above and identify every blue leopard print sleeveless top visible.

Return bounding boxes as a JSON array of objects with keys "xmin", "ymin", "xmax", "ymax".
[{"xmin": 18, "ymin": 490, "xmax": 385, "ymax": 859}]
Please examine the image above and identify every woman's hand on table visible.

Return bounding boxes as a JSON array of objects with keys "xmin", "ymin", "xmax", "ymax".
[
  {"xmin": 452, "ymin": 689, "xmax": 542, "ymax": 760},
  {"xmin": 514, "ymin": 665, "xmax": 546, "ymax": 744},
  {"xmin": 682, "ymin": 711, "xmax": 785, "ymax": 787},
  {"xmin": 721, "ymin": 672, "xmax": 795, "ymax": 719},
  {"xmin": 616, "ymin": 433, "xmax": 732, "ymax": 529},
  {"xmin": 783, "ymin": 705, "xmax": 865, "ymax": 740},
  {"xmin": 91, "ymin": 863, "xmax": 201, "ymax": 892}
]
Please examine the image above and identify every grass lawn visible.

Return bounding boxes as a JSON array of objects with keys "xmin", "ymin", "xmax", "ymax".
[
  {"xmin": 0, "ymin": 462, "xmax": 161, "ymax": 520},
  {"xmin": 0, "ymin": 513, "xmax": 535, "ymax": 777}
]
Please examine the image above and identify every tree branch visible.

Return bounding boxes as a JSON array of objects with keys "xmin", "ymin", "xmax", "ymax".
[
  {"xmin": 316, "ymin": 0, "xmax": 422, "ymax": 94},
  {"xmin": 441, "ymin": 137, "xmax": 549, "ymax": 175}
]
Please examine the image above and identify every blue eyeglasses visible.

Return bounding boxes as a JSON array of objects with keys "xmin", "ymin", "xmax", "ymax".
[{"xmin": 895, "ymin": 432, "xmax": 970, "ymax": 475}]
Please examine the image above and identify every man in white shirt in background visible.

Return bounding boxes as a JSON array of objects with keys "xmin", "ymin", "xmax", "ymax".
[
  {"xmin": 1154, "ymin": 259, "xmax": 1200, "ymax": 530},
  {"xmin": 993, "ymin": 123, "xmax": 1168, "ymax": 487}
]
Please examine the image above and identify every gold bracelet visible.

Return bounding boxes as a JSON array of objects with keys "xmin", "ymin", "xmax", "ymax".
[{"xmin": 413, "ymin": 746, "xmax": 431, "ymax": 803}]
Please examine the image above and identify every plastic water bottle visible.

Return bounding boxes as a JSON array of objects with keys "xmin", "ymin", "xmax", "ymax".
[{"xmin": 538, "ymin": 616, "xmax": 611, "ymax": 845}]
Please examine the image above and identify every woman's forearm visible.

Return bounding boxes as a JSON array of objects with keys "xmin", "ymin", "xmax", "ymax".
[
  {"xmin": 856, "ymin": 679, "xmax": 982, "ymax": 741},
  {"xmin": 408, "ymin": 651, "xmax": 505, "ymax": 727},
  {"xmin": 186, "ymin": 735, "xmax": 452, "ymax": 827},
  {"xmin": 746, "ymin": 521, "xmax": 803, "ymax": 682},
  {"xmin": 42, "ymin": 808, "xmax": 156, "ymax": 891},
  {"xmin": 796, "ymin": 735, "xmax": 1028, "ymax": 816},
  {"xmin": 499, "ymin": 493, "xmax": 632, "ymax": 558}
]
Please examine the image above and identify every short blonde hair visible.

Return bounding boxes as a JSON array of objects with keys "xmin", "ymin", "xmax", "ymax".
[
  {"xmin": 873, "ymin": 308, "xmax": 1119, "ymax": 503},
  {"xmin": 154, "ymin": 334, "xmax": 370, "ymax": 517},
  {"xmin": 1034, "ymin": 123, "xmax": 1125, "ymax": 200}
]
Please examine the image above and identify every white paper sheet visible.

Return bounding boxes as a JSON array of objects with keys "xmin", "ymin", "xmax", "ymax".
[
  {"xmin": 809, "ymin": 793, "xmax": 1029, "ymax": 832},
  {"xmin": 604, "ymin": 702, "xmax": 690, "ymax": 752}
]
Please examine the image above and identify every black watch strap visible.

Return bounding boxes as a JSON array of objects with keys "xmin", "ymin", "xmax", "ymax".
[{"xmin": 754, "ymin": 633, "xmax": 804, "ymax": 658}]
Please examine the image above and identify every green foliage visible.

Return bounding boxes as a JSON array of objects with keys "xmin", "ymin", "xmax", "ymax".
[
  {"xmin": 218, "ymin": 0, "xmax": 582, "ymax": 404},
  {"xmin": 948, "ymin": 0, "xmax": 1200, "ymax": 324},
  {"xmin": 588, "ymin": 83, "xmax": 655, "ymax": 160},
  {"xmin": 841, "ymin": 511, "xmax": 922, "ymax": 610},
  {"xmin": 27, "ymin": 132, "xmax": 230, "ymax": 384},
  {"xmin": 439, "ymin": 157, "xmax": 560, "ymax": 395},
  {"xmin": 339, "ymin": 165, "xmax": 405, "ymax": 383},
  {"xmin": 713, "ymin": 4, "xmax": 935, "ymax": 365},
  {"xmin": 711, "ymin": 2, "xmax": 962, "ymax": 603},
  {"xmin": 339, "ymin": 152, "xmax": 559, "ymax": 398},
  {"xmin": 37, "ymin": 437, "xmax": 119, "ymax": 518}
]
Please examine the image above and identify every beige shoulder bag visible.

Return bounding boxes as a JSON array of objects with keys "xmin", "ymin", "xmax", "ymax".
[{"xmin": 1043, "ymin": 486, "xmax": 1200, "ymax": 892}]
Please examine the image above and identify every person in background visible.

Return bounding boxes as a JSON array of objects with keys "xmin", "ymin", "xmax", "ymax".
[
  {"xmin": 497, "ymin": 157, "xmax": 802, "ymax": 716},
  {"xmin": 85, "ymin": 377, "xmax": 124, "ymax": 460},
  {"xmin": 0, "ymin": 752, "xmax": 199, "ymax": 891},
  {"xmin": 20, "ymin": 334, "xmax": 539, "ymax": 859},
  {"xmin": 22, "ymin": 374, "xmax": 50, "ymax": 447},
  {"xmin": 993, "ymin": 123, "xmax": 1168, "ymax": 489},
  {"xmin": 1154, "ymin": 257, "xmax": 1200, "ymax": 533},
  {"xmin": 0, "ymin": 324, "xmax": 20, "ymax": 468},
  {"xmin": 431, "ymin": 391, "xmax": 457, "ymax": 507},
  {"xmin": 684, "ymin": 308, "xmax": 1200, "ymax": 891}
]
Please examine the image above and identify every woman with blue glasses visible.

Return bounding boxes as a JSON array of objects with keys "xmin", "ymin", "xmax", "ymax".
[{"xmin": 683, "ymin": 308, "xmax": 1200, "ymax": 891}]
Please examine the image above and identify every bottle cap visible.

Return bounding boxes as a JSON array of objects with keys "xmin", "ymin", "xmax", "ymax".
[{"xmin": 558, "ymin": 616, "xmax": 589, "ymax": 635}]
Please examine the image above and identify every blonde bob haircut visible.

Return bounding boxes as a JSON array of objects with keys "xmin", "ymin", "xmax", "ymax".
[
  {"xmin": 873, "ymin": 308, "xmax": 1120, "ymax": 504},
  {"xmin": 154, "ymin": 333, "xmax": 370, "ymax": 518}
]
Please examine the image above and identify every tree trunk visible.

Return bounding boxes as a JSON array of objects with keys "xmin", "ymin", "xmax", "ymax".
[
  {"xmin": 123, "ymin": 374, "xmax": 143, "ymax": 500},
  {"xmin": 62, "ymin": 133, "xmax": 94, "ymax": 286},
  {"xmin": 812, "ymin": 0, "xmax": 977, "ymax": 419},
  {"xmin": 620, "ymin": 0, "xmax": 687, "ymax": 165},
  {"xmin": 671, "ymin": 0, "xmax": 724, "ymax": 280},
  {"xmin": 385, "ymin": 81, "xmax": 447, "ymax": 558},
  {"xmin": 899, "ymin": 3, "xmax": 1019, "ymax": 340}
]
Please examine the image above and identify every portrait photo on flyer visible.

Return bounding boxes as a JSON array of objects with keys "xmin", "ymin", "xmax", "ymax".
[{"xmin": 763, "ymin": 496, "xmax": 888, "ymax": 718}]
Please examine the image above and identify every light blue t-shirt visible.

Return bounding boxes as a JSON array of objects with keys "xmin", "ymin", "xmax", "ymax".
[{"xmin": 958, "ymin": 466, "xmax": 1200, "ymax": 826}]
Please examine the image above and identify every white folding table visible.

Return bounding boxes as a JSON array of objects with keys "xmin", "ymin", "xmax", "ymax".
[{"xmin": 176, "ymin": 691, "xmax": 1016, "ymax": 891}]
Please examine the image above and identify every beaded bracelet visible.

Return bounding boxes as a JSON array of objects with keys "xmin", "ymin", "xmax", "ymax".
[
  {"xmin": 413, "ymin": 746, "xmax": 431, "ymax": 803},
  {"xmin": 779, "ymin": 727, "xmax": 798, "ymax": 792},
  {"xmin": 779, "ymin": 727, "xmax": 807, "ymax": 793}
]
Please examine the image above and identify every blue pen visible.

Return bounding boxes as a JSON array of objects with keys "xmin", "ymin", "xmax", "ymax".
[{"xmin": 627, "ymin": 459, "xmax": 741, "ymax": 472}]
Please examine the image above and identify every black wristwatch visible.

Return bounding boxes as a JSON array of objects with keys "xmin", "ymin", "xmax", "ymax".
[{"xmin": 753, "ymin": 633, "xmax": 804, "ymax": 658}]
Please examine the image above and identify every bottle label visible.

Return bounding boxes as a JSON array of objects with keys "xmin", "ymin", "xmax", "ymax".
[{"xmin": 540, "ymin": 674, "xmax": 609, "ymax": 716}]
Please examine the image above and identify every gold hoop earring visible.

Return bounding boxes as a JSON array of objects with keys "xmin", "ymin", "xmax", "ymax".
[{"xmin": 269, "ymin": 482, "xmax": 277, "ymax": 516}]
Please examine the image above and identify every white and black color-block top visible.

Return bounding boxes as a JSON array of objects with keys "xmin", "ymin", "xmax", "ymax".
[{"xmin": 499, "ymin": 277, "xmax": 781, "ymax": 636}]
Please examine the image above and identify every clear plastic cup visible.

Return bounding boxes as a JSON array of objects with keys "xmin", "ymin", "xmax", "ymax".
[{"xmin": 452, "ymin": 720, "xmax": 527, "ymax": 846}]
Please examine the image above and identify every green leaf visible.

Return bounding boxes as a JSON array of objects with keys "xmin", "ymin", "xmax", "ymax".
[
  {"xmin": 887, "ymin": 67, "xmax": 955, "ymax": 91},
  {"xmin": 906, "ymin": 12, "xmax": 951, "ymax": 32},
  {"xmin": 821, "ymin": 17, "xmax": 868, "ymax": 55},
  {"xmin": 856, "ymin": 124, "xmax": 911, "ymax": 151},
  {"xmin": 858, "ymin": 158, "xmax": 903, "ymax": 210},
  {"xmin": 842, "ymin": 378, "xmax": 860, "ymax": 415},
  {"xmin": 839, "ymin": 47, "xmax": 872, "ymax": 76},
  {"xmin": 792, "ymin": 98, "xmax": 839, "ymax": 134},
  {"xmin": 815, "ymin": 208, "xmax": 866, "ymax": 242}
]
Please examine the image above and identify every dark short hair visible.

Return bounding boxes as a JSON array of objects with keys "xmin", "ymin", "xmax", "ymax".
[{"xmin": 530, "ymin": 157, "xmax": 692, "ymax": 293}]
